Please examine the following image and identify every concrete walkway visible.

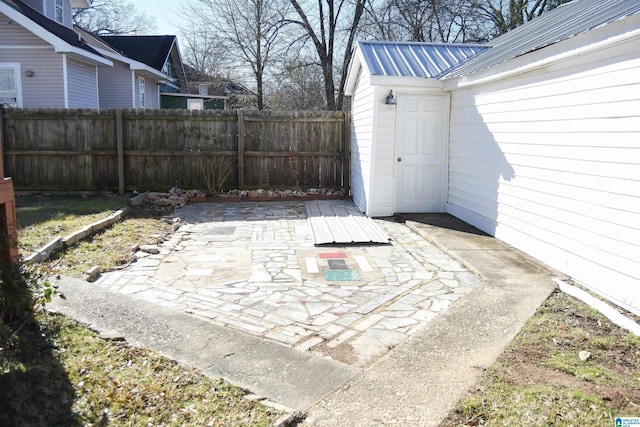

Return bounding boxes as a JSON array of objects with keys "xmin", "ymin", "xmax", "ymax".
[
  {"xmin": 302, "ymin": 213, "xmax": 557, "ymax": 426},
  {"xmin": 49, "ymin": 204, "xmax": 556, "ymax": 424}
]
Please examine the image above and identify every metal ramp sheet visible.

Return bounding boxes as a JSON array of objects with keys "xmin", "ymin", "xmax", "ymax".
[{"xmin": 305, "ymin": 200, "xmax": 390, "ymax": 245}]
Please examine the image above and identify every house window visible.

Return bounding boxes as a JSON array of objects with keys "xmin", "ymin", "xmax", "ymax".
[
  {"xmin": 139, "ymin": 77, "xmax": 146, "ymax": 108},
  {"xmin": 55, "ymin": 0, "xmax": 64, "ymax": 23},
  {"xmin": 0, "ymin": 65, "xmax": 21, "ymax": 108},
  {"xmin": 198, "ymin": 84, "xmax": 208, "ymax": 95}
]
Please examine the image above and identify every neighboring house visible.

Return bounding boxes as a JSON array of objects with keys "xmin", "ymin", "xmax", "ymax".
[
  {"xmin": 0, "ymin": 0, "xmax": 111, "ymax": 108},
  {"xmin": 1, "ymin": 0, "xmax": 193, "ymax": 109},
  {"xmin": 100, "ymin": 36, "xmax": 212, "ymax": 110},
  {"xmin": 185, "ymin": 65, "xmax": 256, "ymax": 109},
  {"xmin": 345, "ymin": 0, "xmax": 640, "ymax": 315},
  {"xmin": 181, "ymin": 65, "xmax": 227, "ymax": 110}
]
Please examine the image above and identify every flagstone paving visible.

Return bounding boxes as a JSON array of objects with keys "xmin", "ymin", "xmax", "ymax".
[{"xmin": 94, "ymin": 202, "xmax": 479, "ymax": 367}]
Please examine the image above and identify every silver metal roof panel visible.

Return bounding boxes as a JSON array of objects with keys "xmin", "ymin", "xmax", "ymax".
[
  {"xmin": 446, "ymin": 0, "xmax": 640, "ymax": 78},
  {"xmin": 359, "ymin": 41, "xmax": 488, "ymax": 79}
]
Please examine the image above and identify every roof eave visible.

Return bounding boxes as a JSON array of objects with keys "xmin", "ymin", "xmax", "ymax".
[
  {"xmin": 93, "ymin": 46, "xmax": 168, "ymax": 79},
  {"xmin": 344, "ymin": 44, "xmax": 365, "ymax": 96},
  {"xmin": 446, "ymin": 13, "xmax": 640, "ymax": 90},
  {"xmin": 0, "ymin": 3, "xmax": 111, "ymax": 65},
  {"xmin": 370, "ymin": 75, "xmax": 446, "ymax": 89}
]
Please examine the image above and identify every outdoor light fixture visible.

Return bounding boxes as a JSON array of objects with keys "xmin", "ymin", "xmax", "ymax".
[{"xmin": 385, "ymin": 90, "xmax": 396, "ymax": 105}]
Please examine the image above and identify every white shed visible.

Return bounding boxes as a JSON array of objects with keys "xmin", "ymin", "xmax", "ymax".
[{"xmin": 345, "ymin": 0, "xmax": 640, "ymax": 316}]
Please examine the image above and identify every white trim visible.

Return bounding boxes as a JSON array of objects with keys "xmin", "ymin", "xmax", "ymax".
[
  {"xmin": 62, "ymin": 53, "xmax": 68, "ymax": 108},
  {"xmin": 95, "ymin": 66, "xmax": 99, "ymax": 107},
  {"xmin": 0, "ymin": 62, "xmax": 24, "ymax": 108},
  {"xmin": 161, "ymin": 92, "xmax": 226, "ymax": 100},
  {"xmin": 131, "ymin": 70, "xmax": 136, "ymax": 108},
  {"xmin": 54, "ymin": 0, "xmax": 63, "ymax": 24},
  {"xmin": 0, "ymin": 3, "xmax": 112, "ymax": 66},
  {"xmin": 0, "ymin": 45, "xmax": 52, "ymax": 49},
  {"xmin": 138, "ymin": 77, "xmax": 145, "ymax": 108}
]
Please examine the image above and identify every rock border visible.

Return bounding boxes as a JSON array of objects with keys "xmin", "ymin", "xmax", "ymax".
[
  {"xmin": 25, "ymin": 208, "xmax": 129, "ymax": 264},
  {"xmin": 23, "ymin": 187, "xmax": 348, "ymax": 265}
]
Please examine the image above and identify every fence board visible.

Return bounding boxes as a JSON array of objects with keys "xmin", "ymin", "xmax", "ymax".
[{"xmin": 2, "ymin": 108, "xmax": 349, "ymax": 192}]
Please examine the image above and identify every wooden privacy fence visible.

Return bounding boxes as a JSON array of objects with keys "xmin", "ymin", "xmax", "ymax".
[{"xmin": 0, "ymin": 108, "xmax": 350, "ymax": 193}]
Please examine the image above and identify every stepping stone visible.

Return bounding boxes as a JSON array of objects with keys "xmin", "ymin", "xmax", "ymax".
[
  {"xmin": 327, "ymin": 259, "xmax": 348, "ymax": 269},
  {"xmin": 324, "ymin": 269, "xmax": 361, "ymax": 281},
  {"xmin": 319, "ymin": 252, "xmax": 347, "ymax": 259}
]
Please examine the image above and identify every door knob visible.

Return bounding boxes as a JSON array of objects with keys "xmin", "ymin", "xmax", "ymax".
[{"xmin": 397, "ymin": 157, "xmax": 402, "ymax": 162}]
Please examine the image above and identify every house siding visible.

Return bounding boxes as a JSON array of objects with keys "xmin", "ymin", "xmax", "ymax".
[
  {"xmin": 20, "ymin": 0, "xmax": 44, "ymax": 14},
  {"xmin": 135, "ymin": 73, "xmax": 160, "ymax": 109},
  {"xmin": 371, "ymin": 88, "xmax": 396, "ymax": 217},
  {"xmin": 0, "ymin": 11, "xmax": 49, "ymax": 45},
  {"xmin": 350, "ymin": 67, "xmax": 375, "ymax": 214},
  {"xmin": 41, "ymin": 0, "xmax": 73, "ymax": 28},
  {"xmin": 98, "ymin": 62, "xmax": 133, "ymax": 108},
  {"xmin": 448, "ymin": 35, "xmax": 640, "ymax": 314},
  {"xmin": 1, "ymin": 11, "xmax": 67, "ymax": 107},
  {"xmin": 67, "ymin": 57, "xmax": 98, "ymax": 108}
]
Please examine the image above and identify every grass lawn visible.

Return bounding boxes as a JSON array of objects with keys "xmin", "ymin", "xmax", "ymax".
[
  {"xmin": 0, "ymin": 312, "xmax": 282, "ymax": 426},
  {"xmin": 16, "ymin": 194, "xmax": 131, "ymax": 255},
  {"xmin": 441, "ymin": 290, "xmax": 640, "ymax": 426},
  {"xmin": 3, "ymin": 194, "xmax": 285, "ymax": 426}
]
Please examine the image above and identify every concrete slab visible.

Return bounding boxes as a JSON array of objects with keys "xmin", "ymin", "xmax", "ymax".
[
  {"xmin": 302, "ymin": 213, "xmax": 557, "ymax": 426},
  {"xmin": 48, "ymin": 277, "xmax": 359, "ymax": 412}
]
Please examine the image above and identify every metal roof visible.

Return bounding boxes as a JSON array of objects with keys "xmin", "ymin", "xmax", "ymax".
[
  {"xmin": 305, "ymin": 200, "xmax": 389, "ymax": 245},
  {"xmin": 446, "ymin": 0, "xmax": 640, "ymax": 78},
  {"xmin": 358, "ymin": 41, "xmax": 488, "ymax": 79}
]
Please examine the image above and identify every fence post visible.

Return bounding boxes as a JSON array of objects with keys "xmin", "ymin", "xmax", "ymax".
[
  {"xmin": 116, "ymin": 109, "xmax": 125, "ymax": 195},
  {"xmin": 237, "ymin": 110, "xmax": 245, "ymax": 189}
]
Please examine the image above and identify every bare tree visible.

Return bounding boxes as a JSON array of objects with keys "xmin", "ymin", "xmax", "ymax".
[
  {"xmin": 286, "ymin": 0, "xmax": 367, "ymax": 111},
  {"xmin": 360, "ymin": 0, "xmax": 489, "ymax": 43},
  {"xmin": 73, "ymin": 0, "xmax": 156, "ymax": 35},
  {"xmin": 179, "ymin": 27, "xmax": 232, "ymax": 78},
  {"xmin": 267, "ymin": 59, "xmax": 326, "ymax": 110},
  {"xmin": 178, "ymin": 0, "xmax": 287, "ymax": 110},
  {"xmin": 475, "ymin": 0, "xmax": 573, "ymax": 37}
]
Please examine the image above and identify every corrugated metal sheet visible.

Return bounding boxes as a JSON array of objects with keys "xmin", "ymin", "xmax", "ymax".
[
  {"xmin": 359, "ymin": 41, "xmax": 488, "ymax": 79},
  {"xmin": 446, "ymin": 0, "xmax": 640, "ymax": 77},
  {"xmin": 305, "ymin": 200, "xmax": 389, "ymax": 245}
]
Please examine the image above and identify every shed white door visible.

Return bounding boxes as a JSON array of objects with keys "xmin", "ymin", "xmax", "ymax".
[{"xmin": 395, "ymin": 94, "xmax": 446, "ymax": 213}]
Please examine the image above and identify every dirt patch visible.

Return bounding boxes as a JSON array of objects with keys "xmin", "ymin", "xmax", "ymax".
[{"xmin": 442, "ymin": 290, "xmax": 640, "ymax": 426}]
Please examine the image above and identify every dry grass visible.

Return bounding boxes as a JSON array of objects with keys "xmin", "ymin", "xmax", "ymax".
[
  {"xmin": 3, "ymin": 194, "xmax": 285, "ymax": 426},
  {"xmin": 441, "ymin": 290, "xmax": 640, "ymax": 426}
]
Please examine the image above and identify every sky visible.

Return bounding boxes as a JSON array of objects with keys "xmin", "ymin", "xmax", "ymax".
[{"xmin": 133, "ymin": 0, "xmax": 183, "ymax": 37}]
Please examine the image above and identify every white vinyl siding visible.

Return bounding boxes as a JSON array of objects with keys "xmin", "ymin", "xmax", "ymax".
[
  {"xmin": 448, "ymin": 36, "xmax": 640, "ymax": 315},
  {"xmin": 67, "ymin": 58, "xmax": 98, "ymax": 108},
  {"xmin": 370, "ymin": 89, "xmax": 397, "ymax": 217},
  {"xmin": 350, "ymin": 68, "xmax": 375, "ymax": 214}
]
